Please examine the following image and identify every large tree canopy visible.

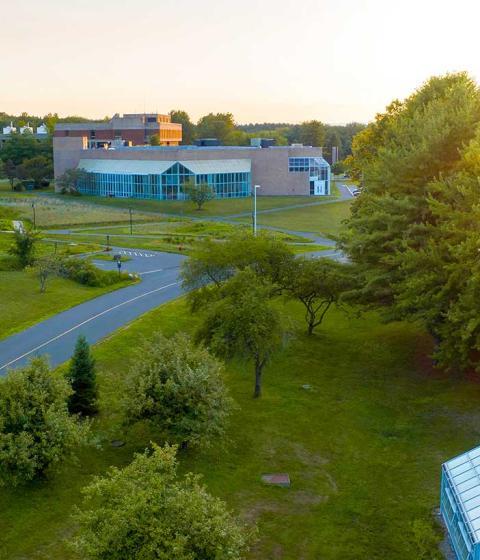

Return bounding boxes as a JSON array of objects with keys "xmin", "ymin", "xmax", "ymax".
[
  {"xmin": 340, "ymin": 72, "xmax": 480, "ymax": 309},
  {"xmin": 340, "ymin": 72, "xmax": 480, "ymax": 372}
]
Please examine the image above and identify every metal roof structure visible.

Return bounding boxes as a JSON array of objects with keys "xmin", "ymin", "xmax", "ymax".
[
  {"xmin": 78, "ymin": 158, "xmax": 251, "ymax": 175},
  {"xmin": 443, "ymin": 445, "xmax": 480, "ymax": 544}
]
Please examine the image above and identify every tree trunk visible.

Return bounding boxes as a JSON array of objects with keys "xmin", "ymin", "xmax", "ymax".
[{"xmin": 254, "ymin": 357, "xmax": 263, "ymax": 398}]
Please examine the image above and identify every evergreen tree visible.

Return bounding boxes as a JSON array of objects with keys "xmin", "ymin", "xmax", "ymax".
[{"xmin": 68, "ymin": 335, "xmax": 98, "ymax": 416}]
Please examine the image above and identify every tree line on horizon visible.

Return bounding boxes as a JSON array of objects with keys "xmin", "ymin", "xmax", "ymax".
[{"xmin": 0, "ymin": 110, "xmax": 365, "ymax": 162}]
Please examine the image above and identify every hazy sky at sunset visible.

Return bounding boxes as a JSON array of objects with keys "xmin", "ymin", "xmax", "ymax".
[{"xmin": 1, "ymin": 0, "xmax": 479, "ymax": 124}]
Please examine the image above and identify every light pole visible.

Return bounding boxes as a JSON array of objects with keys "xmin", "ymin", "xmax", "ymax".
[
  {"xmin": 31, "ymin": 203, "xmax": 36, "ymax": 229},
  {"xmin": 129, "ymin": 208, "xmax": 133, "ymax": 235},
  {"xmin": 252, "ymin": 185, "xmax": 260, "ymax": 236}
]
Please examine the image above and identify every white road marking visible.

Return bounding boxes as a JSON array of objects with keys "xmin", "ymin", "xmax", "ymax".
[
  {"xmin": 138, "ymin": 268, "xmax": 164, "ymax": 275},
  {"xmin": 0, "ymin": 281, "xmax": 181, "ymax": 372}
]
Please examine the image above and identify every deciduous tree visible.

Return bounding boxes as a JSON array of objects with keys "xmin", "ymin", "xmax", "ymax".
[
  {"xmin": 30, "ymin": 254, "xmax": 62, "ymax": 292},
  {"xmin": 56, "ymin": 168, "xmax": 89, "ymax": 194},
  {"xmin": 339, "ymin": 73, "xmax": 480, "ymax": 309},
  {"xmin": 169, "ymin": 109, "xmax": 196, "ymax": 144},
  {"xmin": 283, "ymin": 258, "xmax": 356, "ymax": 335},
  {"xmin": 196, "ymin": 270, "xmax": 283, "ymax": 398},
  {"xmin": 183, "ymin": 179, "xmax": 215, "ymax": 210},
  {"xmin": 9, "ymin": 229, "xmax": 37, "ymax": 267}
]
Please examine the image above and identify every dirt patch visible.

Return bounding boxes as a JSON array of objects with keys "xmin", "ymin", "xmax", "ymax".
[
  {"xmin": 290, "ymin": 490, "xmax": 326, "ymax": 505},
  {"xmin": 241, "ymin": 500, "xmax": 285, "ymax": 523}
]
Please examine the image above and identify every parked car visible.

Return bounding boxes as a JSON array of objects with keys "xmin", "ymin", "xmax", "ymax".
[{"xmin": 352, "ymin": 188, "xmax": 361, "ymax": 197}]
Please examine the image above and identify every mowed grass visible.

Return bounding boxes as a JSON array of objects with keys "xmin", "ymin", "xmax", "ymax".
[
  {"xmin": 0, "ymin": 271, "xmax": 131, "ymax": 341},
  {"xmin": 75, "ymin": 193, "xmax": 339, "ymax": 218},
  {"xmin": 1, "ymin": 297, "xmax": 478, "ymax": 558},
  {"xmin": 0, "ymin": 232, "xmax": 130, "ymax": 340},
  {"xmin": 236, "ymin": 199, "xmax": 353, "ymax": 237}
]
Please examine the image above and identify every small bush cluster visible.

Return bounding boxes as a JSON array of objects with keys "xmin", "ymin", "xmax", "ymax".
[{"xmin": 60, "ymin": 258, "xmax": 131, "ymax": 287}]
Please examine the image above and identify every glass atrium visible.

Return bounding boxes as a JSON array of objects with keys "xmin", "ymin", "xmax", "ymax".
[
  {"xmin": 441, "ymin": 445, "xmax": 480, "ymax": 560},
  {"xmin": 77, "ymin": 160, "xmax": 251, "ymax": 200},
  {"xmin": 288, "ymin": 156, "xmax": 331, "ymax": 195}
]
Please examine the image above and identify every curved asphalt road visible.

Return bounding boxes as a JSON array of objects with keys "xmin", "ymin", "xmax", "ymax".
[
  {"xmin": 0, "ymin": 249, "xmax": 186, "ymax": 374},
  {"xmin": 1, "ymin": 188, "xmax": 351, "ymax": 373}
]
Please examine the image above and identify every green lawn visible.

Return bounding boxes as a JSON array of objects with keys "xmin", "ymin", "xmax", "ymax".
[
  {"xmin": 0, "ymin": 271, "xmax": 131, "ymax": 341},
  {"xmin": 237, "ymin": 199, "xmax": 353, "ymax": 238},
  {"xmin": 290, "ymin": 243, "xmax": 330, "ymax": 254},
  {"xmin": 0, "ymin": 232, "xmax": 130, "ymax": 340},
  {"xmin": 42, "ymin": 223, "xmax": 312, "ymax": 255},
  {"xmin": 43, "ymin": 233, "xmax": 197, "ymax": 255},
  {"xmin": 1, "ymin": 296, "xmax": 477, "ymax": 558},
  {"xmin": 74, "ymin": 192, "xmax": 340, "ymax": 218}
]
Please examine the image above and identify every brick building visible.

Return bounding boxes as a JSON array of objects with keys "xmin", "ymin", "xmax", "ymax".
[{"xmin": 54, "ymin": 113, "xmax": 182, "ymax": 147}]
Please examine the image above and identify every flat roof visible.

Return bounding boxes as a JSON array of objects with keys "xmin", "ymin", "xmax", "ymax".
[
  {"xmin": 78, "ymin": 158, "xmax": 252, "ymax": 175},
  {"xmin": 443, "ymin": 445, "xmax": 480, "ymax": 543}
]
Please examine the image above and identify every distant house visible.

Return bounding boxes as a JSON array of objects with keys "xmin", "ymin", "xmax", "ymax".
[{"xmin": 441, "ymin": 445, "xmax": 480, "ymax": 559}]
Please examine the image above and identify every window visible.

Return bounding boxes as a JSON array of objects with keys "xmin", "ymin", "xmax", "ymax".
[
  {"xmin": 289, "ymin": 157, "xmax": 331, "ymax": 196},
  {"xmin": 76, "ymin": 163, "xmax": 251, "ymax": 201}
]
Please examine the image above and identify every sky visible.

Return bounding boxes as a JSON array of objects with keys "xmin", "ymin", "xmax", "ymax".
[{"xmin": 1, "ymin": 0, "xmax": 480, "ymax": 125}]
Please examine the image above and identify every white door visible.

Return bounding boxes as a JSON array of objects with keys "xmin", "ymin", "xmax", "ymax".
[{"xmin": 314, "ymin": 180, "xmax": 325, "ymax": 195}]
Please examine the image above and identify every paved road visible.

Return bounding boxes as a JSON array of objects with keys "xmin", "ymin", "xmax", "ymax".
[
  {"xmin": 0, "ymin": 249, "xmax": 186, "ymax": 374},
  {"xmin": 1, "ymin": 189, "xmax": 352, "ymax": 373}
]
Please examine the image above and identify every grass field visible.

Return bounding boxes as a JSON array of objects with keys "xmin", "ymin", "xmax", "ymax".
[
  {"xmin": 0, "ymin": 195, "xmax": 158, "ymax": 228},
  {"xmin": 73, "ymin": 189, "xmax": 340, "ymax": 218},
  {"xmin": 0, "ymin": 233, "xmax": 130, "ymax": 340},
  {"xmin": 236, "ymin": 199, "xmax": 353, "ymax": 238},
  {"xmin": 0, "ymin": 271, "xmax": 131, "ymax": 341},
  {"xmin": 290, "ymin": 243, "xmax": 330, "ymax": 254},
  {"xmin": 42, "ymin": 222, "xmax": 313, "ymax": 255},
  {"xmin": 1, "ymin": 296, "xmax": 477, "ymax": 559}
]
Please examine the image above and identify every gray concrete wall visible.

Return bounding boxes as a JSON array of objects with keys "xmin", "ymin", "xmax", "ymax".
[{"xmin": 53, "ymin": 136, "xmax": 86, "ymax": 179}]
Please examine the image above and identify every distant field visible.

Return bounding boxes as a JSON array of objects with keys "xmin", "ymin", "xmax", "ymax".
[
  {"xmin": 72, "ymin": 220, "xmax": 311, "ymax": 242},
  {"xmin": 0, "ymin": 195, "xmax": 158, "ymax": 228},
  {"xmin": 74, "ymin": 191, "xmax": 340, "ymax": 217},
  {"xmin": 236, "ymin": 199, "xmax": 353, "ymax": 238}
]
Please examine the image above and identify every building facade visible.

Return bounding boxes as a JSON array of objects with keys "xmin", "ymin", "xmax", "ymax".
[
  {"xmin": 54, "ymin": 113, "xmax": 182, "ymax": 147},
  {"xmin": 441, "ymin": 445, "xmax": 480, "ymax": 559},
  {"xmin": 53, "ymin": 137, "xmax": 330, "ymax": 199},
  {"xmin": 0, "ymin": 122, "xmax": 49, "ymax": 150}
]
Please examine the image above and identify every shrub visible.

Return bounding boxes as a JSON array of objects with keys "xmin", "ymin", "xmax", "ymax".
[
  {"xmin": 71, "ymin": 444, "xmax": 254, "ymax": 560},
  {"xmin": 123, "ymin": 333, "xmax": 233, "ymax": 448},
  {"xmin": 8, "ymin": 229, "xmax": 37, "ymax": 268},
  {"xmin": 0, "ymin": 357, "xmax": 89, "ymax": 486},
  {"xmin": 60, "ymin": 258, "xmax": 130, "ymax": 287}
]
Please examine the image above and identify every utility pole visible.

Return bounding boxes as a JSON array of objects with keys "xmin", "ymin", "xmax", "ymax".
[
  {"xmin": 31, "ymin": 203, "xmax": 36, "ymax": 229},
  {"xmin": 129, "ymin": 208, "xmax": 133, "ymax": 235},
  {"xmin": 252, "ymin": 185, "xmax": 260, "ymax": 236}
]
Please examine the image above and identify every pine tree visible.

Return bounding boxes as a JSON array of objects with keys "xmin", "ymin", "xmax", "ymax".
[{"xmin": 68, "ymin": 335, "xmax": 98, "ymax": 416}]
